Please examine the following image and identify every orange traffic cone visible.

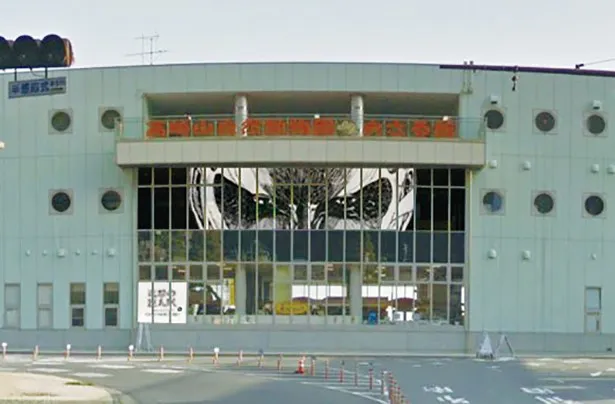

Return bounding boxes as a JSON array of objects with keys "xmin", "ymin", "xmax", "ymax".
[{"xmin": 294, "ymin": 356, "xmax": 305, "ymax": 374}]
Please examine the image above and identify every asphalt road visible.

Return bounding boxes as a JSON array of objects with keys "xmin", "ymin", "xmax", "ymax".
[
  {"xmin": 3, "ymin": 354, "xmax": 615, "ymax": 403},
  {"xmin": 0, "ymin": 355, "xmax": 388, "ymax": 404}
]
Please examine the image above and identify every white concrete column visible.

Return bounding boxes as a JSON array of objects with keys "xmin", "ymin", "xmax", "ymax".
[
  {"xmin": 350, "ymin": 94, "xmax": 364, "ymax": 136},
  {"xmin": 234, "ymin": 94, "xmax": 248, "ymax": 136},
  {"xmin": 349, "ymin": 266, "xmax": 363, "ymax": 323},
  {"xmin": 458, "ymin": 93, "xmax": 472, "ymax": 139},
  {"xmin": 235, "ymin": 265, "xmax": 247, "ymax": 317}
]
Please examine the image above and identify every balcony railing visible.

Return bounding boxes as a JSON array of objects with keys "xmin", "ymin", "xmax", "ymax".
[{"xmin": 115, "ymin": 114, "xmax": 485, "ymax": 141}]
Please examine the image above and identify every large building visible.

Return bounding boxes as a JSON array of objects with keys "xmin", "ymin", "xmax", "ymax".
[{"xmin": 0, "ymin": 61, "xmax": 613, "ymax": 354}]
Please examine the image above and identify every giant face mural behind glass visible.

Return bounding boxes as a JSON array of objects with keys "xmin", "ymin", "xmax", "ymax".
[{"xmin": 188, "ymin": 168, "xmax": 415, "ymax": 231}]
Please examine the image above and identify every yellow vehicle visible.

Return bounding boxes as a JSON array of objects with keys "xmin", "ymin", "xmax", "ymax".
[{"xmin": 275, "ymin": 301, "xmax": 309, "ymax": 315}]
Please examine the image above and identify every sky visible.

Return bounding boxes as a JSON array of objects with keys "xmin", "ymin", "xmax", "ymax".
[{"xmin": 0, "ymin": 0, "xmax": 613, "ymax": 69}]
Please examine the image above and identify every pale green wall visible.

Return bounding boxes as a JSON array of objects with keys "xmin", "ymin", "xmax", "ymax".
[
  {"xmin": 465, "ymin": 72, "xmax": 615, "ymax": 334},
  {"xmin": 0, "ymin": 69, "xmax": 141, "ymax": 330}
]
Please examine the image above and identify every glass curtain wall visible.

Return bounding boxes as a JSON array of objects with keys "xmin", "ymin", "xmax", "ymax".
[{"xmin": 137, "ymin": 167, "xmax": 466, "ymax": 326}]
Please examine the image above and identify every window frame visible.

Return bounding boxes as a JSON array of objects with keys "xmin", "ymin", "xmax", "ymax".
[
  {"xmin": 3, "ymin": 284, "xmax": 21, "ymax": 329},
  {"xmin": 69, "ymin": 283, "xmax": 86, "ymax": 328},
  {"xmin": 37, "ymin": 283, "xmax": 53, "ymax": 329},
  {"xmin": 585, "ymin": 286, "xmax": 601, "ymax": 333},
  {"xmin": 103, "ymin": 282, "xmax": 120, "ymax": 327}
]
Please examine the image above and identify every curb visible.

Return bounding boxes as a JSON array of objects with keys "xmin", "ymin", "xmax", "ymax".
[
  {"xmin": 108, "ymin": 388, "xmax": 139, "ymax": 404},
  {"xmin": 2, "ymin": 350, "xmax": 615, "ymax": 360}
]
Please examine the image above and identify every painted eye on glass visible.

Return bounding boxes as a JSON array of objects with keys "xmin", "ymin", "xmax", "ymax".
[{"xmin": 210, "ymin": 169, "xmax": 402, "ymax": 230}]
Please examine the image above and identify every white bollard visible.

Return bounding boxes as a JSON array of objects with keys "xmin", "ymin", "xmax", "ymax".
[
  {"xmin": 96, "ymin": 345, "xmax": 102, "ymax": 360},
  {"xmin": 128, "ymin": 345, "xmax": 134, "ymax": 361},
  {"xmin": 158, "ymin": 346, "xmax": 164, "ymax": 361},
  {"xmin": 64, "ymin": 344, "xmax": 71, "ymax": 360},
  {"xmin": 1, "ymin": 342, "xmax": 7, "ymax": 360},
  {"xmin": 213, "ymin": 347, "xmax": 220, "ymax": 365},
  {"xmin": 33, "ymin": 345, "xmax": 39, "ymax": 361}
]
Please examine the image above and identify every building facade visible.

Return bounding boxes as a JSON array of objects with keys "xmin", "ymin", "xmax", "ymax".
[{"xmin": 0, "ymin": 62, "xmax": 613, "ymax": 354}]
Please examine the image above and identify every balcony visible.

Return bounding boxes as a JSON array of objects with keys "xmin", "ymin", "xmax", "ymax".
[
  {"xmin": 115, "ymin": 114, "xmax": 486, "ymax": 167},
  {"xmin": 117, "ymin": 114, "xmax": 484, "ymax": 140}
]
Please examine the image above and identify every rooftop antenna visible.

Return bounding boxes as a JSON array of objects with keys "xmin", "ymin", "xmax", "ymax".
[
  {"xmin": 126, "ymin": 33, "xmax": 168, "ymax": 65},
  {"xmin": 575, "ymin": 57, "xmax": 615, "ymax": 70}
]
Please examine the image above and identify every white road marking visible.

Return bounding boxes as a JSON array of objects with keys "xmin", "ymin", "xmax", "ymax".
[
  {"xmin": 30, "ymin": 361, "xmax": 65, "ymax": 366},
  {"xmin": 142, "ymin": 368, "xmax": 184, "ymax": 374},
  {"xmin": 521, "ymin": 388, "xmax": 554, "ymax": 395},
  {"xmin": 323, "ymin": 385, "xmax": 388, "ymax": 404},
  {"xmin": 544, "ymin": 385, "xmax": 585, "ymax": 390},
  {"xmin": 542, "ymin": 376, "xmax": 615, "ymax": 382},
  {"xmin": 30, "ymin": 367, "xmax": 70, "ymax": 373},
  {"xmin": 236, "ymin": 371, "xmax": 296, "ymax": 378},
  {"xmin": 591, "ymin": 371, "xmax": 603, "ymax": 377},
  {"xmin": 0, "ymin": 367, "xmax": 17, "ymax": 372},
  {"xmin": 90, "ymin": 364, "xmax": 135, "ymax": 370},
  {"xmin": 72, "ymin": 372, "xmax": 110, "ymax": 378},
  {"xmin": 1, "ymin": 356, "xmax": 33, "ymax": 363},
  {"xmin": 562, "ymin": 359, "xmax": 585, "ymax": 364},
  {"xmin": 424, "ymin": 386, "xmax": 453, "ymax": 394}
]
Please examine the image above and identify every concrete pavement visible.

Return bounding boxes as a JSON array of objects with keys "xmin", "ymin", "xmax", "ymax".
[{"xmin": 0, "ymin": 372, "xmax": 113, "ymax": 402}]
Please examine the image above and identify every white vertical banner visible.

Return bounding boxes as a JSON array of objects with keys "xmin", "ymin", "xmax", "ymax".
[
  {"xmin": 152, "ymin": 282, "xmax": 171, "ymax": 324},
  {"xmin": 170, "ymin": 282, "xmax": 187, "ymax": 324},
  {"xmin": 137, "ymin": 282, "xmax": 154, "ymax": 324},
  {"xmin": 138, "ymin": 282, "xmax": 188, "ymax": 324}
]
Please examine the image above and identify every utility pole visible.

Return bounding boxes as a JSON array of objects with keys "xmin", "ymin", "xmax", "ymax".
[{"xmin": 126, "ymin": 34, "xmax": 168, "ymax": 65}]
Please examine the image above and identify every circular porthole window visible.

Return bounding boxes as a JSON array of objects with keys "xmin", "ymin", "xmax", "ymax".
[
  {"xmin": 51, "ymin": 191, "xmax": 72, "ymax": 213},
  {"xmin": 101, "ymin": 190, "xmax": 122, "ymax": 211},
  {"xmin": 100, "ymin": 109, "xmax": 122, "ymax": 130},
  {"xmin": 586, "ymin": 114, "xmax": 606, "ymax": 135},
  {"xmin": 584, "ymin": 195, "xmax": 605, "ymax": 217},
  {"xmin": 51, "ymin": 111, "xmax": 71, "ymax": 132},
  {"xmin": 534, "ymin": 193, "xmax": 554, "ymax": 214},
  {"xmin": 482, "ymin": 191, "xmax": 503, "ymax": 213},
  {"xmin": 535, "ymin": 111, "xmax": 556, "ymax": 133},
  {"xmin": 484, "ymin": 109, "xmax": 505, "ymax": 130}
]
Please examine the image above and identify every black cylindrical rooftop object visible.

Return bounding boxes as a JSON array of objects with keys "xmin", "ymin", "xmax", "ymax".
[
  {"xmin": 13, "ymin": 35, "xmax": 40, "ymax": 67},
  {"xmin": 0, "ymin": 34, "xmax": 74, "ymax": 70},
  {"xmin": 0, "ymin": 37, "xmax": 15, "ymax": 69}
]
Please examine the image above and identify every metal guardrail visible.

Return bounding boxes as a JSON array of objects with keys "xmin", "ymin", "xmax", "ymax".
[{"xmin": 115, "ymin": 115, "xmax": 485, "ymax": 141}]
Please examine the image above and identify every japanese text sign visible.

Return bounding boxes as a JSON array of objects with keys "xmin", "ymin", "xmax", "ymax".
[{"xmin": 8, "ymin": 77, "xmax": 67, "ymax": 99}]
